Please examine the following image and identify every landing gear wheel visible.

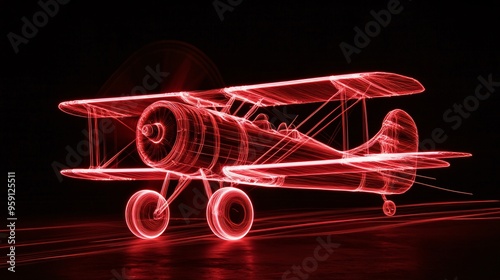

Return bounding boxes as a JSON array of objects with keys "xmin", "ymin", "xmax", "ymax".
[
  {"xmin": 206, "ymin": 187, "xmax": 254, "ymax": 240},
  {"xmin": 125, "ymin": 190, "xmax": 170, "ymax": 239},
  {"xmin": 382, "ymin": 200, "xmax": 396, "ymax": 217}
]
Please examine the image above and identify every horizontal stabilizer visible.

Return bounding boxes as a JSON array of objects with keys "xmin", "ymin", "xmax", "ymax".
[{"xmin": 223, "ymin": 151, "xmax": 471, "ymax": 180}]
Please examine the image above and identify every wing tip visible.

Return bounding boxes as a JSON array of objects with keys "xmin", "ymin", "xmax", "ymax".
[{"xmin": 376, "ymin": 71, "xmax": 425, "ymax": 94}]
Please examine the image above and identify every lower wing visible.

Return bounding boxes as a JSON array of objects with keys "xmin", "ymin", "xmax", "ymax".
[{"xmin": 223, "ymin": 151, "xmax": 471, "ymax": 180}]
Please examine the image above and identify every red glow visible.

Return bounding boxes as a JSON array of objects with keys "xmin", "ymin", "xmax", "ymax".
[
  {"xmin": 58, "ymin": 72, "xmax": 471, "ymax": 240},
  {"xmin": 206, "ymin": 187, "xmax": 254, "ymax": 240},
  {"xmin": 125, "ymin": 190, "xmax": 170, "ymax": 239}
]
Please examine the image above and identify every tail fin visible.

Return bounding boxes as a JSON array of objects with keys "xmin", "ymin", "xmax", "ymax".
[
  {"xmin": 349, "ymin": 109, "xmax": 418, "ymax": 194},
  {"xmin": 367, "ymin": 109, "xmax": 418, "ymax": 155}
]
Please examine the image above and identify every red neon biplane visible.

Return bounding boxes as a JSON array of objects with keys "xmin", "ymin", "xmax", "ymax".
[{"xmin": 58, "ymin": 72, "xmax": 470, "ymax": 240}]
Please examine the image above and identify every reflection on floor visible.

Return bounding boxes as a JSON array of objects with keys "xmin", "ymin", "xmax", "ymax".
[{"xmin": 1, "ymin": 200, "xmax": 499, "ymax": 279}]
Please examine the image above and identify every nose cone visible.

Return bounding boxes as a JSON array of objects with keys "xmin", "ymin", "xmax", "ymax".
[
  {"xmin": 141, "ymin": 123, "xmax": 165, "ymax": 144},
  {"xmin": 142, "ymin": 124, "xmax": 154, "ymax": 137}
]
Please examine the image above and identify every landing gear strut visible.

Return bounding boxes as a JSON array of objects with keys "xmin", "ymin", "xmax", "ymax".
[{"xmin": 125, "ymin": 170, "xmax": 254, "ymax": 240}]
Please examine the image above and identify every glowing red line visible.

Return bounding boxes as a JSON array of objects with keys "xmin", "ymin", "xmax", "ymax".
[{"xmin": 56, "ymin": 71, "xmax": 470, "ymax": 241}]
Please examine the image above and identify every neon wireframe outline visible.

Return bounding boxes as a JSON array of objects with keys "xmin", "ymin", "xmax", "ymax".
[{"xmin": 58, "ymin": 72, "xmax": 471, "ymax": 240}]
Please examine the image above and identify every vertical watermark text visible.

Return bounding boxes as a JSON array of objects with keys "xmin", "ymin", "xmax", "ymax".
[{"xmin": 6, "ymin": 172, "xmax": 17, "ymax": 273}]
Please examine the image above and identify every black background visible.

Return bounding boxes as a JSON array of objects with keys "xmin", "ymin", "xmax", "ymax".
[{"xmin": 2, "ymin": 0, "xmax": 499, "ymax": 243}]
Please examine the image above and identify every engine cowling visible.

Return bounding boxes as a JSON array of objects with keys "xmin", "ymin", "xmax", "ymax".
[
  {"xmin": 136, "ymin": 101, "xmax": 340, "ymax": 174},
  {"xmin": 137, "ymin": 101, "xmax": 228, "ymax": 173}
]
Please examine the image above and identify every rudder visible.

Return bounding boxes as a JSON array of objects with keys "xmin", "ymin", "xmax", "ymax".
[{"xmin": 350, "ymin": 109, "xmax": 418, "ymax": 194}]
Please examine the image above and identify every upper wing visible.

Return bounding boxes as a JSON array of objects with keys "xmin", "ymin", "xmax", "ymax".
[
  {"xmin": 223, "ymin": 151, "xmax": 471, "ymax": 181},
  {"xmin": 58, "ymin": 91, "xmax": 228, "ymax": 118},
  {"xmin": 222, "ymin": 72, "xmax": 424, "ymax": 106},
  {"xmin": 59, "ymin": 72, "xmax": 424, "ymax": 118}
]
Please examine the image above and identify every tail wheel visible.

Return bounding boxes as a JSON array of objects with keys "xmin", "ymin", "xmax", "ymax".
[
  {"xmin": 383, "ymin": 200, "xmax": 396, "ymax": 217},
  {"xmin": 125, "ymin": 190, "xmax": 170, "ymax": 239},
  {"xmin": 206, "ymin": 187, "xmax": 254, "ymax": 240}
]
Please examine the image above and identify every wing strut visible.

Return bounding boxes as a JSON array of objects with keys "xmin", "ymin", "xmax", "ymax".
[
  {"xmin": 243, "ymin": 100, "xmax": 262, "ymax": 119},
  {"xmin": 341, "ymin": 90, "xmax": 349, "ymax": 151},
  {"xmin": 87, "ymin": 108, "xmax": 101, "ymax": 168},
  {"xmin": 362, "ymin": 98, "xmax": 369, "ymax": 154},
  {"xmin": 199, "ymin": 169, "xmax": 213, "ymax": 198}
]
